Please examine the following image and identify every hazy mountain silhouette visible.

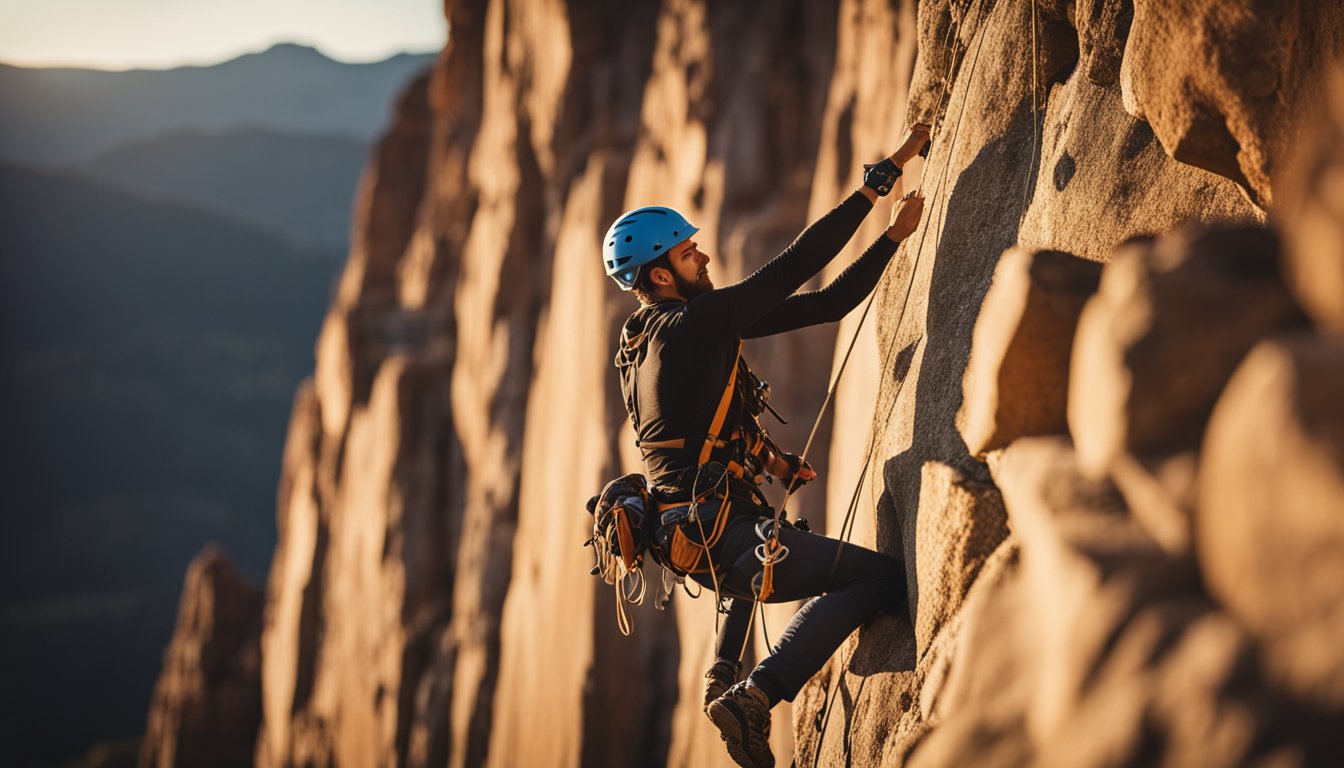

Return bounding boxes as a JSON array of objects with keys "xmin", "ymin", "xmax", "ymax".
[
  {"xmin": 0, "ymin": 161, "xmax": 336, "ymax": 764},
  {"xmin": 0, "ymin": 43, "xmax": 433, "ymax": 166},
  {"xmin": 87, "ymin": 127, "xmax": 369, "ymax": 251}
]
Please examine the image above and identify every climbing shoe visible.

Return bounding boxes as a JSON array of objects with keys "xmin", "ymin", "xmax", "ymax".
[
  {"xmin": 706, "ymin": 681, "xmax": 774, "ymax": 768},
  {"xmin": 703, "ymin": 658, "xmax": 740, "ymax": 711}
]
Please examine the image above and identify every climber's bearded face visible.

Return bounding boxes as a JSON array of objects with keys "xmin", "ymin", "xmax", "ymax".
[{"xmin": 667, "ymin": 238, "xmax": 714, "ymax": 298}]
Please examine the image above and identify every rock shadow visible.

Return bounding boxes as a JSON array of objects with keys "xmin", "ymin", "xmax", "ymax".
[
  {"xmin": 803, "ymin": 613, "xmax": 917, "ymax": 768},
  {"xmin": 878, "ymin": 103, "xmax": 1037, "ymax": 634}
]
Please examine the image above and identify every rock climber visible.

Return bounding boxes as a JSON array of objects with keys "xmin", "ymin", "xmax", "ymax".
[{"xmin": 603, "ymin": 124, "xmax": 931, "ymax": 768}]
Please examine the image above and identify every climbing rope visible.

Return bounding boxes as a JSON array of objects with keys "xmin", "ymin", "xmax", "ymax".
[
  {"xmin": 801, "ymin": 0, "xmax": 1016, "ymax": 758},
  {"xmin": 833, "ymin": 0, "xmax": 994, "ymax": 548},
  {"xmin": 753, "ymin": 0, "xmax": 977, "ymax": 603},
  {"xmin": 731, "ymin": 5, "xmax": 1045, "ymax": 728},
  {"xmin": 1020, "ymin": 0, "xmax": 1040, "ymax": 225}
]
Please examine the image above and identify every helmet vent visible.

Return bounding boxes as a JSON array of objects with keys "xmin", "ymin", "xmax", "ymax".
[
  {"xmin": 653, "ymin": 244, "xmax": 662, "ymax": 251},
  {"xmin": 625, "ymin": 235, "xmax": 633, "ymax": 242}
]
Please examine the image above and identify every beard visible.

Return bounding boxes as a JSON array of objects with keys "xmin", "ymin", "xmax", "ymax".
[{"xmin": 673, "ymin": 265, "xmax": 714, "ymax": 299}]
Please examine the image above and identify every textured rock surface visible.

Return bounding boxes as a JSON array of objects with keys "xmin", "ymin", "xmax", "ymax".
[
  {"xmin": 140, "ymin": 546, "xmax": 262, "ymax": 768},
  {"xmin": 1199, "ymin": 335, "xmax": 1344, "ymax": 710},
  {"xmin": 1119, "ymin": 0, "xmax": 1344, "ymax": 207},
  {"xmin": 1069, "ymin": 226, "xmax": 1306, "ymax": 471},
  {"xmin": 959, "ymin": 247, "xmax": 1102, "ymax": 456},
  {"xmin": 145, "ymin": 0, "xmax": 1344, "ymax": 766},
  {"xmin": 1277, "ymin": 68, "xmax": 1344, "ymax": 336},
  {"xmin": 1067, "ymin": 225, "xmax": 1307, "ymax": 551}
]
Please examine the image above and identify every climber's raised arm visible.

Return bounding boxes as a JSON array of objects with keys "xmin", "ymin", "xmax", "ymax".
[
  {"xmin": 743, "ymin": 189, "xmax": 926, "ymax": 338},
  {"xmin": 601, "ymin": 124, "xmax": 930, "ymax": 339}
]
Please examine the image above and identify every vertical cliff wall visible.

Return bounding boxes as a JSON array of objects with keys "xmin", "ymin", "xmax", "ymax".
[
  {"xmin": 147, "ymin": 1, "xmax": 1344, "ymax": 766},
  {"xmin": 252, "ymin": 1, "xmax": 904, "ymax": 765}
]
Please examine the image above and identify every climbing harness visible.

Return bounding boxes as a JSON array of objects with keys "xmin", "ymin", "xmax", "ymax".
[{"xmin": 590, "ymin": 302, "xmax": 795, "ymax": 634}]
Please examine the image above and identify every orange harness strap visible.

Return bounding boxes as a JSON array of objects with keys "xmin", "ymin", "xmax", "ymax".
[{"xmin": 698, "ymin": 342, "xmax": 742, "ymax": 466}]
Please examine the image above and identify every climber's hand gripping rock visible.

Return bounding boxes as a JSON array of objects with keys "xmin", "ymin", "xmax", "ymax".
[
  {"xmin": 890, "ymin": 122, "xmax": 932, "ymax": 167},
  {"xmin": 887, "ymin": 190, "xmax": 925, "ymax": 242}
]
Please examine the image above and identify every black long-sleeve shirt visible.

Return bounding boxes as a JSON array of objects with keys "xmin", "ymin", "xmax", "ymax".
[{"xmin": 615, "ymin": 191, "xmax": 899, "ymax": 496}]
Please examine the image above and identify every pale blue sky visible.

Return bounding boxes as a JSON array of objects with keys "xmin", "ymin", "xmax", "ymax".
[{"xmin": 0, "ymin": 0, "xmax": 446, "ymax": 69}]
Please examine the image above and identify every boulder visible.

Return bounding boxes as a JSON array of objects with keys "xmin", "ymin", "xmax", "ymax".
[
  {"xmin": 912, "ymin": 461, "xmax": 1009, "ymax": 654},
  {"xmin": 1198, "ymin": 334, "xmax": 1344, "ymax": 710},
  {"xmin": 992, "ymin": 437, "xmax": 1177, "ymax": 743},
  {"xmin": 987, "ymin": 438, "xmax": 1279, "ymax": 767},
  {"xmin": 959, "ymin": 247, "xmax": 1102, "ymax": 457},
  {"xmin": 1070, "ymin": 225, "xmax": 1305, "ymax": 468},
  {"xmin": 1276, "ymin": 68, "xmax": 1344, "ymax": 336},
  {"xmin": 1105, "ymin": 449, "xmax": 1200, "ymax": 554},
  {"xmin": 1068, "ymin": 225, "xmax": 1307, "ymax": 550},
  {"xmin": 1120, "ymin": 0, "xmax": 1344, "ymax": 206},
  {"xmin": 905, "ymin": 544, "xmax": 1033, "ymax": 768}
]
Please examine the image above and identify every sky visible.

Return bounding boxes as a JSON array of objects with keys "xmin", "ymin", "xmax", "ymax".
[{"xmin": 0, "ymin": 0, "xmax": 447, "ymax": 70}]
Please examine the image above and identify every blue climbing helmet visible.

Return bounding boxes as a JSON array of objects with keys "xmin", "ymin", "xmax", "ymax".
[{"xmin": 602, "ymin": 206, "xmax": 700, "ymax": 290}]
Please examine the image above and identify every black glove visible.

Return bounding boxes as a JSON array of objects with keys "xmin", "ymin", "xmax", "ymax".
[{"xmin": 863, "ymin": 157, "xmax": 902, "ymax": 196}]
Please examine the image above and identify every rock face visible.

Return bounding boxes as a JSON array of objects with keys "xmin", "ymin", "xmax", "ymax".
[
  {"xmin": 148, "ymin": 0, "xmax": 1344, "ymax": 766},
  {"xmin": 1198, "ymin": 335, "xmax": 1344, "ymax": 711},
  {"xmin": 959, "ymin": 247, "xmax": 1102, "ymax": 457},
  {"xmin": 1067, "ymin": 225, "xmax": 1308, "ymax": 552},
  {"xmin": 140, "ymin": 546, "xmax": 262, "ymax": 768}
]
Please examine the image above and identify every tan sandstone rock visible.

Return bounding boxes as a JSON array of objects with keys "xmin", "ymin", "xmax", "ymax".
[
  {"xmin": 912, "ymin": 461, "xmax": 1008, "ymax": 654},
  {"xmin": 905, "ymin": 542, "xmax": 1032, "ymax": 768},
  {"xmin": 215, "ymin": 0, "xmax": 1344, "ymax": 765},
  {"xmin": 1068, "ymin": 225, "xmax": 1307, "ymax": 551},
  {"xmin": 1276, "ymin": 68, "xmax": 1344, "ymax": 336},
  {"xmin": 1120, "ymin": 0, "xmax": 1344, "ymax": 207},
  {"xmin": 1198, "ymin": 334, "xmax": 1344, "ymax": 711},
  {"xmin": 959, "ymin": 247, "xmax": 1102, "ymax": 457},
  {"xmin": 799, "ymin": 0, "xmax": 1260, "ymax": 759},
  {"xmin": 140, "ymin": 546, "xmax": 262, "ymax": 768},
  {"xmin": 984, "ymin": 438, "xmax": 1283, "ymax": 768}
]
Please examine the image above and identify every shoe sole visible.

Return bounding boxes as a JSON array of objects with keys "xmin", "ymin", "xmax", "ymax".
[{"xmin": 706, "ymin": 698, "xmax": 772, "ymax": 768}]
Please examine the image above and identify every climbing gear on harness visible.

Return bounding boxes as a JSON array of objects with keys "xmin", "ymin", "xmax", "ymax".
[
  {"xmin": 742, "ymin": 364, "xmax": 788, "ymax": 425},
  {"xmin": 592, "ymin": 322, "xmax": 774, "ymax": 634},
  {"xmin": 585, "ymin": 473, "xmax": 655, "ymax": 635},
  {"xmin": 707, "ymin": 681, "xmax": 775, "ymax": 768},
  {"xmin": 704, "ymin": 658, "xmax": 741, "ymax": 710},
  {"xmin": 862, "ymin": 157, "xmax": 903, "ymax": 196},
  {"xmin": 603, "ymin": 206, "xmax": 700, "ymax": 290},
  {"xmin": 753, "ymin": 519, "xmax": 791, "ymax": 566},
  {"xmin": 656, "ymin": 481, "xmax": 735, "ymax": 576}
]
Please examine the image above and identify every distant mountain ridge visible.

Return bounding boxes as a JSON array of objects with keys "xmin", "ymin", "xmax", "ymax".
[
  {"xmin": 0, "ymin": 159, "xmax": 335, "ymax": 764},
  {"xmin": 86, "ymin": 126, "xmax": 369, "ymax": 251},
  {"xmin": 0, "ymin": 43, "xmax": 434, "ymax": 166}
]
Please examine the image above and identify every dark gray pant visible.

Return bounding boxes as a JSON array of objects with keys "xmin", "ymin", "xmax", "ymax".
[{"xmin": 690, "ymin": 512, "xmax": 907, "ymax": 703}]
